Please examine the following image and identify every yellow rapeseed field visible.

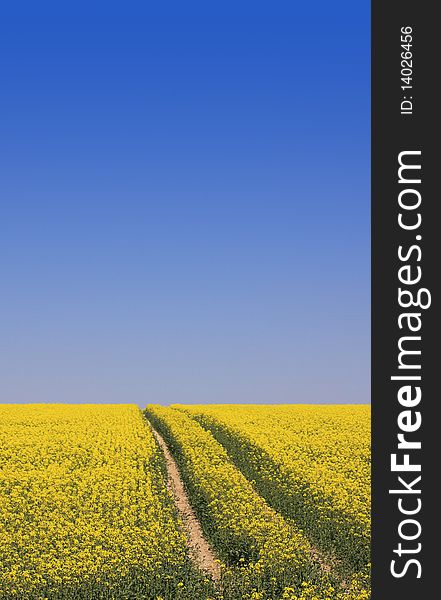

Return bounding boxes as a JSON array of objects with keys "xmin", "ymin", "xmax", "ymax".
[
  {"xmin": 0, "ymin": 404, "xmax": 213, "ymax": 599},
  {"xmin": 175, "ymin": 404, "xmax": 371, "ymax": 594},
  {"xmin": 144, "ymin": 405, "xmax": 370, "ymax": 600},
  {"xmin": 0, "ymin": 403, "xmax": 370, "ymax": 600}
]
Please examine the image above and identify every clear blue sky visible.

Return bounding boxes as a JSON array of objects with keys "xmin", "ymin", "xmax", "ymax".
[{"xmin": 0, "ymin": 1, "xmax": 369, "ymax": 405}]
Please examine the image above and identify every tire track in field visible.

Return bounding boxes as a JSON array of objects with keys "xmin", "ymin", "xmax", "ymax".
[
  {"xmin": 151, "ymin": 427, "xmax": 221, "ymax": 582},
  {"xmin": 188, "ymin": 416, "xmax": 341, "ymax": 579}
]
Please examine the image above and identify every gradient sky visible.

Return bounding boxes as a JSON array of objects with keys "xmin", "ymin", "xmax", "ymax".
[{"xmin": 0, "ymin": 1, "xmax": 370, "ymax": 405}]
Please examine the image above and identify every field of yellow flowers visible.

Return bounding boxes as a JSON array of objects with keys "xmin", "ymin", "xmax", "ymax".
[
  {"xmin": 145, "ymin": 405, "xmax": 370, "ymax": 600},
  {"xmin": 175, "ymin": 404, "xmax": 371, "ymax": 592},
  {"xmin": 0, "ymin": 403, "xmax": 370, "ymax": 600},
  {"xmin": 0, "ymin": 404, "xmax": 214, "ymax": 599}
]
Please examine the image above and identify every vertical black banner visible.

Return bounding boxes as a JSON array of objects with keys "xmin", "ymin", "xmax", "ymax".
[{"xmin": 372, "ymin": 1, "xmax": 437, "ymax": 598}]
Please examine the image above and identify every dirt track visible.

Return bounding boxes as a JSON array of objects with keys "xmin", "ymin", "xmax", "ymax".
[{"xmin": 151, "ymin": 427, "xmax": 221, "ymax": 581}]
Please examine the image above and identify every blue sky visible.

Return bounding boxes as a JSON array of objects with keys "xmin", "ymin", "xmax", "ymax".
[{"xmin": 0, "ymin": 2, "xmax": 370, "ymax": 405}]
